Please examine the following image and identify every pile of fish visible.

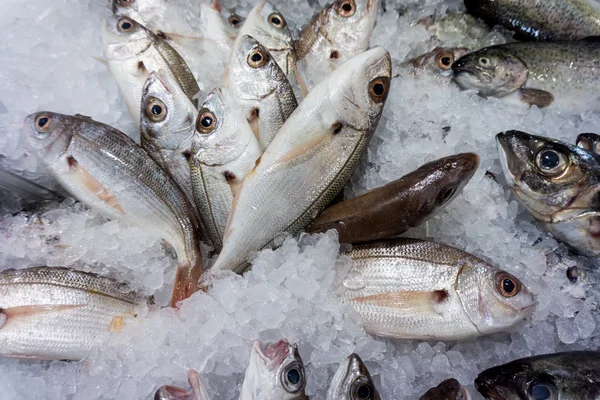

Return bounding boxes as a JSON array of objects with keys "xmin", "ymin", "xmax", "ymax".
[{"xmin": 2, "ymin": 0, "xmax": 600, "ymax": 398}]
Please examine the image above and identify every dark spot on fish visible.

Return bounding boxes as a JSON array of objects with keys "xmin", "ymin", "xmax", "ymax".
[
  {"xmin": 567, "ymin": 266, "xmax": 580, "ymax": 283},
  {"xmin": 223, "ymin": 171, "xmax": 236, "ymax": 182},
  {"xmin": 156, "ymin": 31, "xmax": 169, "ymax": 40},
  {"xmin": 182, "ymin": 150, "xmax": 192, "ymax": 161},
  {"xmin": 332, "ymin": 122, "xmax": 343, "ymax": 134},
  {"xmin": 67, "ymin": 156, "xmax": 78, "ymax": 168},
  {"xmin": 330, "ymin": 50, "xmax": 339, "ymax": 59},
  {"xmin": 433, "ymin": 289, "xmax": 449, "ymax": 303},
  {"xmin": 138, "ymin": 61, "xmax": 146, "ymax": 71}
]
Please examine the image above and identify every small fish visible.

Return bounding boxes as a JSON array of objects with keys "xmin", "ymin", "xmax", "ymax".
[
  {"xmin": 155, "ymin": 369, "xmax": 210, "ymax": 400},
  {"xmin": 308, "ymin": 153, "xmax": 479, "ymax": 243},
  {"xmin": 420, "ymin": 379, "xmax": 471, "ymax": 400},
  {"xmin": 341, "ymin": 238, "xmax": 536, "ymax": 340},
  {"xmin": 224, "ymin": 35, "xmax": 297, "ymax": 151},
  {"xmin": 189, "ymin": 88, "xmax": 262, "ymax": 252},
  {"xmin": 103, "ymin": 15, "xmax": 199, "ymax": 123},
  {"xmin": 326, "ymin": 353, "xmax": 380, "ymax": 400},
  {"xmin": 496, "ymin": 130, "xmax": 600, "ymax": 257},
  {"xmin": 475, "ymin": 351, "xmax": 600, "ymax": 400},
  {"xmin": 211, "ymin": 47, "xmax": 391, "ymax": 274},
  {"xmin": 0, "ymin": 266, "xmax": 147, "ymax": 360},
  {"xmin": 396, "ymin": 47, "xmax": 470, "ymax": 80},
  {"xmin": 25, "ymin": 112, "xmax": 203, "ymax": 306},
  {"xmin": 452, "ymin": 40, "xmax": 600, "ymax": 110},
  {"xmin": 464, "ymin": 0, "xmax": 600, "ymax": 41},
  {"xmin": 577, "ymin": 132, "xmax": 600, "ymax": 155},
  {"xmin": 415, "ymin": 11, "xmax": 495, "ymax": 49},
  {"xmin": 239, "ymin": 340, "xmax": 308, "ymax": 400},
  {"xmin": 198, "ymin": 0, "xmax": 244, "ymax": 51}
]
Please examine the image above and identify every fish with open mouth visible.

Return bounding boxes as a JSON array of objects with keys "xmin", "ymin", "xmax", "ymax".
[
  {"xmin": 420, "ymin": 379, "xmax": 471, "ymax": 400},
  {"xmin": 154, "ymin": 369, "xmax": 210, "ymax": 400},
  {"xmin": 326, "ymin": 353, "xmax": 380, "ymax": 400}
]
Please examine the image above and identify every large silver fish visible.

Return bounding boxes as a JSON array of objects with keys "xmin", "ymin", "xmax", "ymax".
[
  {"xmin": 189, "ymin": 88, "xmax": 262, "ymax": 252},
  {"xmin": 211, "ymin": 47, "xmax": 391, "ymax": 274},
  {"xmin": 155, "ymin": 369, "xmax": 211, "ymax": 400},
  {"xmin": 0, "ymin": 267, "xmax": 147, "ymax": 360},
  {"xmin": 497, "ymin": 130, "xmax": 600, "ymax": 257},
  {"xmin": 326, "ymin": 353, "xmax": 380, "ymax": 400},
  {"xmin": 239, "ymin": 340, "xmax": 308, "ymax": 400},
  {"xmin": 420, "ymin": 379, "xmax": 471, "ymax": 400},
  {"xmin": 341, "ymin": 238, "xmax": 536, "ymax": 340},
  {"xmin": 25, "ymin": 112, "xmax": 203, "ymax": 306}
]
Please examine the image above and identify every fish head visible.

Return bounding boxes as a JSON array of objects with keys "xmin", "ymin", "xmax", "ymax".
[
  {"xmin": 475, "ymin": 361, "xmax": 559, "ymax": 400},
  {"xmin": 24, "ymin": 112, "xmax": 74, "ymax": 166},
  {"xmin": 576, "ymin": 133, "xmax": 600, "ymax": 155},
  {"xmin": 420, "ymin": 378, "xmax": 471, "ymax": 400},
  {"xmin": 326, "ymin": 353, "xmax": 380, "ymax": 400},
  {"xmin": 496, "ymin": 131, "xmax": 600, "ymax": 222},
  {"xmin": 452, "ymin": 47, "xmax": 527, "ymax": 97},
  {"xmin": 325, "ymin": 0, "xmax": 379, "ymax": 60},
  {"xmin": 199, "ymin": 1, "xmax": 241, "ymax": 42},
  {"xmin": 103, "ymin": 15, "xmax": 150, "ymax": 61},
  {"xmin": 407, "ymin": 47, "xmax": 470, "ymax": 78}
]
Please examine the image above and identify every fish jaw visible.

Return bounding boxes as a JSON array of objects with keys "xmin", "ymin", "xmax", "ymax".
[{"xmin": 240, "ymin": 340, "xmax": 294, "ymax": 399}]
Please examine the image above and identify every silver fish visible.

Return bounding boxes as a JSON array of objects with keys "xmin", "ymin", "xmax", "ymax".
[
  {"xmin": 341, "ymin": 238, "xmax": 536, "ymax": 340},
  {"xmin": 155, "ymin": 369, "xmax": 211, "ymax": 400},
  {"xmin": 198, "ymin": 1, "xmax": 244, "ymax": 51},
  {"xmin": 326, "ymin": 353, "xmax": 380, "ymax": 400},
  {"xmin": 25, "ymin": 112, "xmax": 203, "ymax": 306},
  {"xmin": 239, "ymin": 340, "xmax": 308, "ymax": 400},
  {"xmin": 0, "ymin": 167, "xmax": 61, "ymax": 201},
  {"xmin": 420, "ymin": 379, "xmax": 471, "ymax": 400},
  {"xmin": 224, "ymin": 34, "xmax": 297, "ymax": 150},
  {"xmin": 0, "ymin": 266, "xmax": 147, "ymax": 360},
  {"xmin": 395, "ymin": 47, "xmax": 470, "ymax": 81},
  {"xmin": 211, "ymin": 47, "xmax": 391, "ymax": 274}
]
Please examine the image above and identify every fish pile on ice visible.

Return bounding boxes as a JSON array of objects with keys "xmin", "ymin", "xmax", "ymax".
[{"xmin": 1, "ymin": 0, "xmax": 600, "ymax": 398}]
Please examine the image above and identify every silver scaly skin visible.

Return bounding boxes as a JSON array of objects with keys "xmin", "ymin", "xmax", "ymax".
[{"xmin": 326, "ymin": 353, "xmax": 380, "ymax": 400}]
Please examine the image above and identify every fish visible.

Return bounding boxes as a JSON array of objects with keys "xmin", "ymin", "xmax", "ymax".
[
  {"xmin": 451, "ymin": 40, "xmax": 600, "ymax": 110},
  {"xmin": 103, "ymin": 15, "xmax": 199, "ymax": 124},
  {"xmin": 340, "ymin": 238, "xmax": 536, "ymax": 340},
  {"xmin": 308, "ymin": 153, "xmax": 479, "ymax": 243},
  {"xmin": 224, "ymin": 35, "xmax": 298, "ymax": 151},
  {"xmin": 496, "ymin": 130, "xmax": 600, "ymax": 257},
  {"xmin": 0, "ymin": 266, "xmax": 147, "ymax": 360},
  {"xmin": 211, "ymin": 47, "xmax": 391, "ymax": 274},
  {"xmin": 464, "ymin": 0, "xmax": 600, "ymax": 41},
  {"xmin": 189, "ymin": 88, "xmax": 262, "ymax": 252},
  {"xmin": 475, "ymin": 351, "xmax": 600, "ymax": 400},
  {"xmin": 420, "ymin": 379, "xmax": 471, "ymax": 400},
  {"xmin": 396, "ymin": 47, "xmax": 470, "ymax": 80},
  {"xmin": 577, "ymin": 132, "xmax": 600, "ymax": 155},
  {"xmin": 155, "ymin": 369, "xmax": 210, "ymax": 400},
  {"xmin": 0, "ymin": 167, "xmax": 61, "ymax": 201},
  {"xmin": 198, "ymin": 0, "xmax": 244, "ymax": 51},
  {"xmin": 326, "ymin": 353, "xmax": 380, "ymax": 400},
  {"xmin": 239, "ymin": 340, "xmax": 308, "ymax": 400},
  {"xmin": 415, "ymin": 11, "xmax": 495, "ymax": 49},
  {"xmin": 25, "ymin": 112, "xmax": 203, "ymax": 306}
]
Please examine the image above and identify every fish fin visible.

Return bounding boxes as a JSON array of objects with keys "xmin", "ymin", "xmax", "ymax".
[
  {"xmin": 271, "ymin": 126, "xmax": 332, "ymax": 166},
  {"xmin": 519, "ymin": 88, "xmax": 554, "ymax": 108},
  {"xmin": 350, "ymin": 290, "xmax": 449, "ymax": 314},
  {"xmin": 1, "ymin": 304, "xmax": 85, "ymax": 325},
  {"xmin": 188, "ymin": 369, "xmax": 210, "ymax": 400},
  {"xmin": 91, "ymin": 55, "xmax": 109, "ymax": 67},
  {"xmin": 158, "ymin": 31, "xmax": 218, "ymax": 44},
  {"xmin": 229, "ymin": 180, "xmax": 242, "ymax": 197},
  {"xmin": 109, "ymin": 316, "xmax": 126, "ymax": 332},
  {"xmin": 247, "ymin": 108, "xmax": 260, "ymax": 142},
  {"xmin": 294, "ymin": 68, "xmax": 310, "ymax": 99},
  {"xmin": 155, "ymin": 385, "xmax": 193, "ymax": 400}
]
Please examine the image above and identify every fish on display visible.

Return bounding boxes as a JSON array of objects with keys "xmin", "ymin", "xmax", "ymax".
[
  {"xmin": 396, "ymin": 47, "xmax": 470, "ymax": 80},
  {"xmin": 0, "ymin": 167, "xmax": 61, "ymax": 201},
  {"xmin": 341, "ymin": 238, "xmax": 536, "ymax": 340},
  {"xmin": 198, "ymin": 0, "xmax": 245, "ymax": 51},
  {"xmin": 189, "ymin": 88, "xmax": 262, "ymax": 252},
  {"xmin": 308, "ymin": 153, "xmax": 479, "ymax": 243},
  {"xmin": 326, "ymin": 353, "xmax": 380, "ymax": 400},
  {"xmin": 155, "ymin": 369, "xmax": 210, "ymax": 400},
  {"xmin": 25, "ymin": 112, "xmax": 203, "ymax": 306},
  {"xmin": 577, "ymin": 132, "xmax": 600, "ymax": 155},
  {"xmin": 0, "ymin": 267, "xmax": 148, "ymax": 360},
  {"xmin": 103, "ymin": 15, "xmax": 200, "ymax": 123},
  {"xmin": 223, "ymin": 34, "xmax": 297, "ymax": 151},
  {"xmin": 415, "ymin": 11, "xmax": 495, "ymax": 49},
  {"xmin": 452, "ymin": 40, "xmax": 600, "ymax": 110},
  {"xmin": 496, "ymin": 130, "xmax": 600, "ymax": 257},
  {"xmin": 239, "ymin": 340, "xmax": 308, "ymax": 400},
  {"xmin": 464, "ymin": 0, "xmax": 600, "ymax": 41},
  {"xmin": 475, "ymin": 351, "xmax": 600, "ymax": 400},
  {"xmin": 419, "ymin": 379, "xmax": 471, "ymax": 400},
  {"xmin": 211, "ymin": 47, "xmax": 391, "ymax": 274}
]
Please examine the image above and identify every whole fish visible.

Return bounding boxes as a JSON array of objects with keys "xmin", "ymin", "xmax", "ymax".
[
  {"xmin": 198, "ymin": 0, "xmax": 244, "ymax": 51},
  {"xmin": 189, "ymin": 88, "xmax": 262, "ymax": 252},
  {"xmin": 464, "ymin": 0, "xmax": 600, "ymax": 41},
  {"xmin": 326, "ymin": 353, "xmax": 380, "ymax": 400},
  {"xmin": 340, "ymin": 238, "xmax": 536, "ymax": 340},
  {"xmin": 25, "ymin": 112, "xmax": 203, "ymax": 306},
  {"xmin": 396, "ymin": 47, "xmax": 470, "ymax": 81},
  {"xmin": 452, "ymin": 41, "xmax": 600, "ymax": 110},
  {"xmin": 103, "ymin": 15, "xmax": 199, "ymax": 124},
  {"xmin": 475, "ymin": 351, "xmax": 600, "ymax": 400},
  {"xmin": 239, "ymin": 340, "xmax": 308, "ymax": 400},
  {"xmin": 211, "ymin": 47, "xmax": 391, "ymax": 274},
  {"xmin": 577, "ymin": 132, "xmax": 600, "ymax": 154},
  {"xmin": 308, "ymin": 153, "xmax": 479, "ymax": 243},
  {"xmin": 224, "ymin": 35, "xmax": 297, "ymax": 151},
  {"xmin": 496, "ymin": 130, "xmax": 600, "ymax": 257},
  {"xmin": 155, "ymin": 370, "xmax": 210, "ymax": 400},
  {"xmin": 415, "ymin": 11, "xmax": 496, "ymax": 49},
  {"xmin": 420, "ymin": 379, "xmax": 471, "ymax": 400},
  {"xmin": 0, "ymin": 267, "xmax": 147, "ymax": 360}
]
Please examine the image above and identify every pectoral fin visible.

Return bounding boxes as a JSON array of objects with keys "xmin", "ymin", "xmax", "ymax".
[
  {"xmin": 90, "ymin": 55, "xmax": 109, "ymax": 67},
  {"xmin": 519, "ymin": 88, "xmax": 554, "ymax": 108},
  {"xmin": 0, "ymin": 304, "xmax": 85, "ymax": 328},
  {"xmin": 350, "ymin": 290, "xmax": 448, "ymax": 315}
]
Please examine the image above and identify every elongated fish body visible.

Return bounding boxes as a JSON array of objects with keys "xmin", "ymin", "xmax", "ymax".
[
  {"xmin": 189, "ymin": 88, "xmax": 261, "ymax": 252},
  {"xmin": 475, "ymin": 352, "xmax": 600, "ymax": 400},
  {"xmin": 224, "ymin": 35, "xmax": 297, "ymax": 151},
  {"xmin": 140, "ymin": 71, "xmax": 196, "ymax": 212},
  {"xmin": 452, "ymin": 41, "xmax": 600, "ymax": 110},
  {"xmin": 326, "ymin": 353, "xmax": 380, "ymax": 400},
  {"xmin": 25, "ymin": 112, "xmax": 203, "ymax": 306},
  {"xmin": 0, "ymin": 267, "xmax": 147, "ymax": 360},
  {"xmin": 341, "ymin": 239, "xmax": 536, "ymax": 340},
  {"xmin": 420, "ymin": 379, "xmax": 471, "ymax": 400},
  {"xmin": 395, "ymin": 47, "xmax": 470, "ymax": 82},
  {"xmin": 211, "ymin": 47, "xmax": 392, "ymax": 274},
  {"xmin": 464, "ymin": 0, "xmax": 600, "ymax": 41},
  {"xmin": 308, "ymin": 153, "xmax": 479, "ymax": 243},
  {"xmin": 155, "ymin": 370, "xmax": 211, "ymax": 400},
  {"xmin": 497, "ymin": 130, "xmax": 600, "ymax": 257},
  {"xmin": 103, "ymin": 15, "xmax": 199, "ymax": 124}
]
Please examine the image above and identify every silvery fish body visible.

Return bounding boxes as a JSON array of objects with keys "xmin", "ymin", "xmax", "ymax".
[
  {"xmin": 326, "ymin": 353, "xmax": 380, "ymax": 400},
  {"xmin": 420, "ymin": 379, "xmax": 471, "ymax": 400},
  {"xmin": 198, "ymin": 1, "xmax": 245, "ymax": 52},
  {"xmin": 25, "ymin": 112, "xmax": 203, "ymax": 306},
  {"xmin": 396, "ymin": 47, "xmax": 470, "ymax": 82},
  {"xmin": 341, "ymin": 239, "xmax": 536, "ymax": 340},
  {"xmin": 155, "ymin": 369, "xmax": 211, "ymax": 400},
  {"xmin": 0, "ymin": 267, "xmax": 147, "ymax": 360},
  {"xmin": 211, "ymin": 47, "xmax": 391, "ymax": 273}
]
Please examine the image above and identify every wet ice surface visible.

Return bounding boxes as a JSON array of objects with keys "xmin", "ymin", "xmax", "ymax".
[{"xmin": 1, "ymin": 0, "xmax": 600, "ymax": 399}]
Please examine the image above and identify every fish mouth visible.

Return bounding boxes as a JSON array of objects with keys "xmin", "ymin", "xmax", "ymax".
[
  {"xmin": 474, "ymin": 377, "xmax": 501, "ymax": 400},
  {"xmin": 252, "ymin": 340, "xmax": 289, "ymax": 371},
  {"xmin": 495, "ymin": 132, "xmax": 520, "ymax": 187}
]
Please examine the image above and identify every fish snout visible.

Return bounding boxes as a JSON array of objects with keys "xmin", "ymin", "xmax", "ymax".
[{"xmin": 474, "ymin": 376, "xmax": 498, "ymax": 400}]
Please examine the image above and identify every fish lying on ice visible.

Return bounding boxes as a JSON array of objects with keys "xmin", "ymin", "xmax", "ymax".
[
  {"xmin": 396, "ymin": 47, "xmax": 470, "ymax": 81},
  {"xmin": 155, "ymin": 369, "xmax": 210, "ymax": 400},
  {"xmin": 419, "ymin": 379, "xmax": 471, "ymax": 400},
  {"xmin": 326, "ymin": 353, "xmax": 380, "ymax": 400}
]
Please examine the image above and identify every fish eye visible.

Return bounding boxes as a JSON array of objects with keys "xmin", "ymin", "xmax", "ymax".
[
  {"xmin": 228, "ymin": 14, "xmax": 241, "ymax": 28},
  {"xmin": 247, "ymin": 49, "xmax": 268, "ymax": 68},
  {"xmin": 368, "ymin": 76, "xmax": 390, "ymax": 103},
  {"xmin": 336, "ymin": 0, "xmax": 356, "ymax": 17},
  {"xmin": 351, "ymin": 377, "xmax": 374, "ymax": 400},
  {"xmin": 196, "ymin": 108, "xmax": 217, "ymax": 134},
  {"xmin": 144, "ymin": 97, "xmax": 167, "ymax": 122},
  {"xmin": 117, "ymin": 17, "xmax": 135, "ymax": 32},
  {"xmin": 496, "ymin": 272, "xmax": 520, "ymax": 298},
  {"xmin": 268, "ymin": 12, "xmax": 286, "ymax": 28},
  {"xmin": 34, "ymin": 114, "xmax": 52, "ymax": 136},
  {"xmin": 281, "ymin": 362, "xmax": 305, "ymax": 393},
  {"xmin": 527, "ymin": 380, "xmax": 556, "ymax": 400},
  {"xmin": 478, "ymin": 57, "xmax": 490, "ymax": 67},
  {"xmin": 535, "ymin": 148, "xmax": 568, "ymax": 177},
  {"xmin": 436, "ymin": 52, "xmax": 454, "ymax": 70},
  {"xmin": 438, "ymin": 186, "xmax": 456, "ymax": 204},
  {"xmin": 116, "ymin": 0, "xmax": 135, "ymax": 7}
]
